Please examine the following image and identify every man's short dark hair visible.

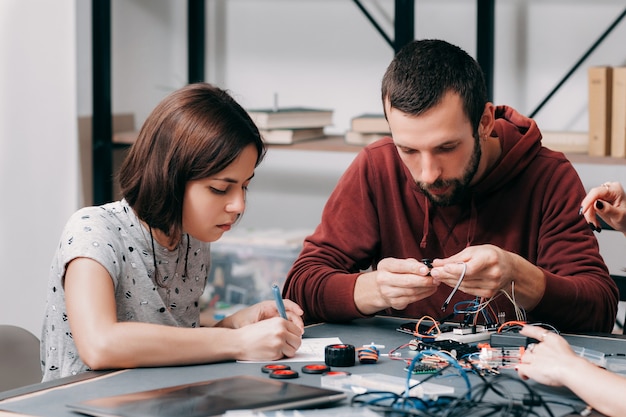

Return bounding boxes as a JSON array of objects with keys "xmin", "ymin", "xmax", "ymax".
[{"xmin": 381, "ymin": 39, "xmax": 488, "ymax": 133}]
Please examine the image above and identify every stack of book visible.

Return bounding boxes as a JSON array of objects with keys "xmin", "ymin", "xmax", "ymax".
[
  {"xmin": 246, "ymin": 107, "xmax": 333, "ymax": 145},
  {"xmin": 344, "ymin": 113, "xmax": 390, "ymax": 145},
  {"xmin": 587, "ymin": 66, "xmax": 626, "ymax": 157}
]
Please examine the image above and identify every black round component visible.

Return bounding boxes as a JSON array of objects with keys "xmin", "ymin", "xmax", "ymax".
[
  {"xmin": 301, "ymin": 364, "xmax": 331, "ymax": 374},
  {"xmin": 269, "ymin": 369, "xmax": 299, "ymax": 379},
  {"xmin": 261, "ymin": 364, "xmax": 291, "ymax": 374},
  {"xmin": 324, "ymin": 344, "xmax": 356, "ymax": 367}
]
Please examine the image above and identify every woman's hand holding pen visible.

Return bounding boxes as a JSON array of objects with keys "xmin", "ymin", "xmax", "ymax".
[
  {"xmin": 214, "ymin": 299, "xmax": 304, "ymax": 361},
  {"xmin": 580, "ymin": 181, "xmax": 626, "ymax": 235},
  {"xmin": 234, "ymin": 316, "xmax": 303, "ymax": 361}
]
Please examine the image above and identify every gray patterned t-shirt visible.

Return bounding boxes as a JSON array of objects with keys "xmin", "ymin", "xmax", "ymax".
[{"xmin": 40, "ymin": 199, "xmax": 211, "ymax": 381}]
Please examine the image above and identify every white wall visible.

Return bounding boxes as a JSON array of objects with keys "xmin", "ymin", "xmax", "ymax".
[
  {"xmin": 0, "ymin": 1, "xmax": 78, "ymax": 336},
  {"xmin": 239, "ymin": 149, "xmax": 357, "ymax": 230}
]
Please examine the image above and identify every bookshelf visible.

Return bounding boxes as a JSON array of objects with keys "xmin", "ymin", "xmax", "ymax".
[
  {"xmin": 269, "ymin": 136, "xmax": 362, "ymax": 153},
  {"xmin": 568, "ymin": 153, "xmax": 626, "ymax": 166},
  {"xmin": 112, "ymin": 132, "xmax": 363, "ymax": 153},
  {"xmin": 92, "ymin": 2, "xmax": 626, "ymax": 203},
  {"xmin": 270, "ymin": 143, "xmax": 626, "ymax": 165},
  {"xmin": 90, "ymin": 0, "xmax": 495, "ymax": 205},
  {"xmin": 112, "ymin": 127, "xmax": 626, "ymax": 165}
]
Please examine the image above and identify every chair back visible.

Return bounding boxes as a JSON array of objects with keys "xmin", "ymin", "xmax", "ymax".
[
  {"xmin": 0, "ymin": 325, "xmax": 41, "ymax": 391},
  {"xmin": 610, "ymin": 274, "xmax": 626, "ymax": 334}
]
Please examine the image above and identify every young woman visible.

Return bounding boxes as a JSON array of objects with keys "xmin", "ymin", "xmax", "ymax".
[{"xmin": 40, "ymin": 83, "xmax": 304, "ymax": 382}]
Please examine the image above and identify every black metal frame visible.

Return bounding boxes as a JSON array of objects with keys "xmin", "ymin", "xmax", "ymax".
[
  {"xmin": 477, "ymin": 0, "xmax": 495, "ymax": 102},
  {"xmin": 91, "ymin": 0, "xmax": 491, "ymax": 204},
  {"xmin": 91, "ymin": 0, "xmax": 206, "ymax": 205},
  {"xmin": 188, "ymin": 0, "xmax": 206, "ymax": 84},
  {"xmin": 353, "ymin": 0, "xmax": 494, "ymax": 100},
  {"xmin": 91, "ymin": 1, "xmax": 621, "ymax": 204},
  {"xmin": 92, "ymin": 0, "xmax": 113, "ymax": 205},
  {"xmin": 529, "ymin": 7, "xmax": 626, "ymax": 118},
  {"xmin": 352, "ymin": 0, "xmax": 414, "ymax": 54}
]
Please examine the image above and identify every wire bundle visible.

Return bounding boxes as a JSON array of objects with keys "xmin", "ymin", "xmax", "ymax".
[
  {"xmin": 451, "ymin": 281, "xmax": 529, "ymax": 327},
  {"xmin": 350, "ymin": 351, "xmax": 582, "ymax": 417},
  {"xmin": 356, "ymin": 345, "xmax": 380, "ymax": 364}
]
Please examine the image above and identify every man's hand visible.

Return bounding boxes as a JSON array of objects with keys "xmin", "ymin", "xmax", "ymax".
[
  {"xmin": 430, "ymin": 245, "xmax": 545, "ymax": 309},
  {"xmin": 354, "ymin": 257, "xmax": 439, "ymax": 314}
]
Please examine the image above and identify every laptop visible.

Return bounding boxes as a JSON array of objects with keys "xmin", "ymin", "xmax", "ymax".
[{"xmin": 66, "ymin": 375, "xmax": 347, "ymax": 417}]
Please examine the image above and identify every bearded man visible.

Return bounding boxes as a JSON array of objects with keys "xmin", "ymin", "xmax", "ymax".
[{"xmin": 282, "ymin": 39, "xmax": 617, "ymax": 333}]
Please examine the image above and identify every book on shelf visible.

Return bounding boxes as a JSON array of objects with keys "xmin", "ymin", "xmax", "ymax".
[
  {"xmin": 344, "ymin": 130, "xmax": 389, "ymax": 146},
  {"xmin": 260, "ymin": 127, "xmax": 326, "ymax": 145},
  {"xmin": 611, "ymin": 67, "xmax": 626, "ymax": 158},
  {"xmin": 588, "ymin": 66, "xmax": 612, "ymax": 157},
  {"xmin": 246, "ymin": 107, "xmax": 333, "ymax": 130},
  {"xmin": 350, "ymin": 113, "xmax": 390, "ymax": 134}
]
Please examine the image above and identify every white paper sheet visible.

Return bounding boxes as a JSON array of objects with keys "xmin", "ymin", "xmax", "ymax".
[{"xmin": 237, "ymin": 337, "xmax": 342, "ymax": 363}]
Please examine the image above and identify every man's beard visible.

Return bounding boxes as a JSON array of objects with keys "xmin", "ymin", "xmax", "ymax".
[{"xmin": 418, "ymin": 136, "xmax": 482, "ymax": 207}]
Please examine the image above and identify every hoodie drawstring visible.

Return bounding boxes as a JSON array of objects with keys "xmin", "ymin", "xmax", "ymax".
[
  {"xmin": 420, "ymin": 194, "xmax": 478, "ymax": 249},
  {"xmin": 420, "ymin": 195, "xmax": 430, "ymax": 248},
  {"xmin": 467, "ymin": 197, "xmax": 477, "ymax": 248}
]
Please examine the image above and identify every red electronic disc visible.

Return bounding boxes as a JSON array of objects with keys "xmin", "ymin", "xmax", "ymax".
[
  {"xmin": 261, "ymin": 364, "xmax": 291, "ymax": 374},
  {"xmin": 323, "ymin": 371, "xmax": 351, "ymax": 376},
  {"xmin": 269, "ymin": 369, "xmax": 299, "ymax": 379},
  {"xmin": 301, "ymin": 364, "xmax": 331, "ymax": 374}
]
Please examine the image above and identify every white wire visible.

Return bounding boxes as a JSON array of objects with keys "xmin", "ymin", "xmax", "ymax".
[
  {"xmin": 498, "ymin": 281, "xmax": 526, "ymax": 321},
  {"xmin": 441, "ymin": 262, "xmax": 467, "ymax": 311}
]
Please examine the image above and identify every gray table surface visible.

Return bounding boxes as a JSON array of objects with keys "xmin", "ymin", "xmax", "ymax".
[{"xmin": 1, "ymin": 316, "xmax": 619, "ymax": 417}]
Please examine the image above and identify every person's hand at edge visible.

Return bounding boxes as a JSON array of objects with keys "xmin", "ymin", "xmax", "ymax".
[{"xmin": 581, "ymin": 181, "xmax": 626, "ymax": 235}]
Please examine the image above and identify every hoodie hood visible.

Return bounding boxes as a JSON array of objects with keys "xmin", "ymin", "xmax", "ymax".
[{"xmin": 473, "ymin": 105, "xmax": 543, "ymax": 195}]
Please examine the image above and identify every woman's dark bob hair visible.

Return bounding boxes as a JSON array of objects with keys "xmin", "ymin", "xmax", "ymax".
[{"xmin": 119, "ymin": 82, "xmax": 266, "ymax": 244}]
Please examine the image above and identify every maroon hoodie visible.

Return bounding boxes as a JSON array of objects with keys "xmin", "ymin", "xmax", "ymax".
[{"xmin": 284, "ymin": 106, "xmax": 618, "ymax": 333}]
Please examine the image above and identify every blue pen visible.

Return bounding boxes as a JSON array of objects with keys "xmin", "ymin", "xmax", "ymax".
[{"xmin": 272, "ymin": 283, "xmax": 288, "ymax": 319}]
